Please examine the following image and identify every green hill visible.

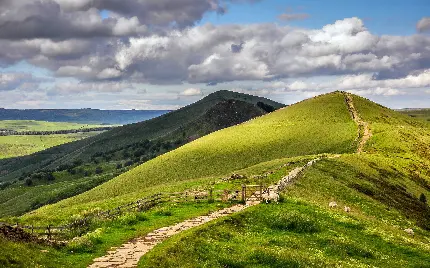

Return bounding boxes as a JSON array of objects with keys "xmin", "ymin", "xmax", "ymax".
[
  {"xmin": 22, "ymin": 92, "xmax": 357, "ymax": 224},
  {"xmin": 0, "ymin": 91, "xmax": 284, "ymax": 217},
  {"xmin": 1, "ymin": 91, "xmax": 429, "ymax": 268},
  {"xmin": 138, "ymin": 94, "xmax": 430, "ymax": 268}
]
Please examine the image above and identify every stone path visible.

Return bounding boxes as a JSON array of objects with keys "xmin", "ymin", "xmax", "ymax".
[
  {"xmin": 344, "ymin": 93, "xmax": 372, "ymax": 153},
  {"xmin": 88, "ymin": 201, "xmax": 259, "ymax": 268},
  {"xmin": 88, "ymin": 160, "xmax": 321, "ymax": 268}
]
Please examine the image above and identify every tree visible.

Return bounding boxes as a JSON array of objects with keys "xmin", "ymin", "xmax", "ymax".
[
  {"xmin": 25, "ymin": 178, "xmax": 33, "ymax": 186},
  {"xmin": 95, "ymin": 167, "xmax": 103, "ymax": 174},
  {"xmin": 46, "ymin": 173, "xmax": 55, "ymax": 181},
  {"xmin": 257, "ymin": 101, "xmax": 275, "ymax": 113},
  {"xmin": 420, "ymin": 193, "xmax": 427, "ymax": 204}
]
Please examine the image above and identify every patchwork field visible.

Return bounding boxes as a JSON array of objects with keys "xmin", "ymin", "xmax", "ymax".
[
  {"xmin": 0, "ymin": 120, "xmax": 109, "ymax": 132},
  {"xmin": 0, "ymin": 132, "xmax": 101, "ymax": 159}
]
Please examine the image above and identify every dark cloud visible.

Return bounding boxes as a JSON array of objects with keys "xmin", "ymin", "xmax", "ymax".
[
  {"xmin": 0, "ymin": 1, "xmax": 147, "ymax": 40},
  {"xmin": 0, "ymin": 0, "xmax": 259, "ymax": 40},
  {"xmin": 231, "ymin": 42, "xmax": 245, "ymax": 53}
]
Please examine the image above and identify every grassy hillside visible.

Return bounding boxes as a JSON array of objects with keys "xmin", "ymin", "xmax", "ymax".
[
  {"xmin": 0, "ymin": 91, "xmax": 284, "ymax": 217},
  {"xmin": 21, "ymin": 92, "xmax": 357, "ymax": 224},
  {"xmin": 351, "ymin": 95, "xmax": 430, "ymax": 158},
  {"xmin": 137, "ymin": 95, "xmax": 430, "ymax": 268},
  {"xmin": 140, "ymin": 156, "xmax": 430, "ymax": 268}
]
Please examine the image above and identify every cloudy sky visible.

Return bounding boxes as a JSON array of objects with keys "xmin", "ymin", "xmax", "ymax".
[{"xmin": 0, "ymin": 0, "xmax": 429, "ymax": 110}]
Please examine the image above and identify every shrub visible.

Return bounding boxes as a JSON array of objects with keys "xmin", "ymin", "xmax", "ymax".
[
  {"xmin": 95, "ymin": 167, "xmax": 103, "ymax": 174},
  {"xmin": 67, "ymin": 228, "xmax": 104, "ymax": 253},
  {"xmin": 0, "ymin": 182, "xmax": 11, "ymax": 190},
  {"xmin": 116, "ymin": 163, "xmax": 123, "ymax": 169},
  {"xmin": 25, "ymin": 178, "xmax": 33, "ymax": 186},
  {"xmin": 155, "ymin": 209, "xmax": 173, "ymax": 217},
  {"xmin": 267, "ymin": 212, "xmax": 320, "ymax": 233},
  {"xmin": 46, "ymin": 173, "xmax": 55, "ymax": 181},
  {"xmin": 257, "ymin": 101, "xmax": 275, "ymax": 113},
  {"xmin": 420, "ymin": 193, "xmax": 427, "ymax": 203}
]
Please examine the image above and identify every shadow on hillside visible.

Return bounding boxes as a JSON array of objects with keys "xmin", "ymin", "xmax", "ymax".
[{"xmin": 317, "ymin": 159, "xmax": 430, "ymax": 230}]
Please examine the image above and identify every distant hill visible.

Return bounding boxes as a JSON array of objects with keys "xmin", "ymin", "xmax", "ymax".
[
  {"xmin": 0, "ymin": 109, "xmax": 169, "ymax": 125},
  {"xmin": 0, "ymin": 90, "xmax": 285, "ymax": 216}
]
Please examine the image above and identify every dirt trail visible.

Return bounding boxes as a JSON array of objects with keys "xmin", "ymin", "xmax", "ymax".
[
  {"xmin": 344, "ymin": 93, "xmax": 371, "ymax": 153},
  {"xmin": 89, "ymin": 159, "xmax": 320, "ymax": 268}
]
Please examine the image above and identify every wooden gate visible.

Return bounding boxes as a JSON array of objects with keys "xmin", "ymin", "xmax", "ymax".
[{"xmin": 242, "ymin": 184, "xmax": 266, "ymax": 201}]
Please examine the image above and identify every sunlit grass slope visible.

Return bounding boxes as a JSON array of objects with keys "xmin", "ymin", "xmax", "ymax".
[
  {"xmin": 139, "ymin": 154, "xmax": 430, "ymax": 267},
  {"xmin": 23, "ymin": 92, "xmax": 357, "ymax": 223},
  {"xmin": 351, "ymin": 95, "xmax": 430, "ymax": 158}
]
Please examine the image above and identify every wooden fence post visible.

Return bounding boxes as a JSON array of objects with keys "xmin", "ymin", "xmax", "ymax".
[
  {"xmin": 47, "ymin": 225, "xmax": 51, "ymax": 240},
  {"xmin": 242, "ymin": 185, "xmax": 246, "ymax": 202},
  {"xmin": 259, "ymin": 184, "xmax": 263, "ymax": 201},
  {"xmin": 209, "ymin": 188, "xmax": 213, "ymax": 202}
]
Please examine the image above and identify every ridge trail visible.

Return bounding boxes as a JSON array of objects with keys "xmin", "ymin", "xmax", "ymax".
[
  {"xmin": 89, "ymin": 158, "xmax": 321, "ymax": 268},
  {"xmin": 344, "ymin": 93, "xmax": 372, "ymax": 153}
]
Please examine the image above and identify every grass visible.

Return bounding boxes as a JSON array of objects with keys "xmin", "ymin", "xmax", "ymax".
[
  {"xmin": 0, "ymin": 120, "xmax": 109, "ymax": 132},
  {"xmin": 18, "ymin": 156, "xmax": 311, "ymax": 226},
  {"xmin": 138, "ymin": 156, "xmax": 430, "ymax": 268},
  {"xmin": 1, "ymin": 201, "xmax": 230, "ymax": 268},
  {"xmin": 20, "ymin": 92, "xmax": 357, "ymax": 224},
  {"xmin": 0, "ymin": 133, "xmax": 100, "ymax": 159},
  {"xmin": 351, "ymin": 95, "xmax": 430, "ymax": 159}
]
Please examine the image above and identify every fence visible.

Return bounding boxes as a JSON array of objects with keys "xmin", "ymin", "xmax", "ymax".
[{"xmin": 1, "ymin": 157, "xmax": 320, "ymax": 242}]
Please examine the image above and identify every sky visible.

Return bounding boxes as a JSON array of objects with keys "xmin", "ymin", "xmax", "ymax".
[{"xmin": 0, "ymin": 0, "xmax": 429, "ymax": 110}]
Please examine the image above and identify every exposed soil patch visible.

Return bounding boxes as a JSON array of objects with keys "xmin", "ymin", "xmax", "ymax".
[{"xmin": 344, "ymin": 93, "xmax": 372, "ymax": 153}]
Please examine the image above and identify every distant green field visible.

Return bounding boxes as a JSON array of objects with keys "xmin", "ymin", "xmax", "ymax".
[
  {"xmin": 0, "ymin": 133, "xmax": 101, "ymax": 159},
  {"xmin": 0, "ymin": 120, "xmax": 109, "ymax": 132},
  {"xmin": 0, "ymin": 120, "xmax": 110, "ymax": 159},
  {"xmin": 399, "ymin": 109, "xmax": 430, "ymax": 122}
]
